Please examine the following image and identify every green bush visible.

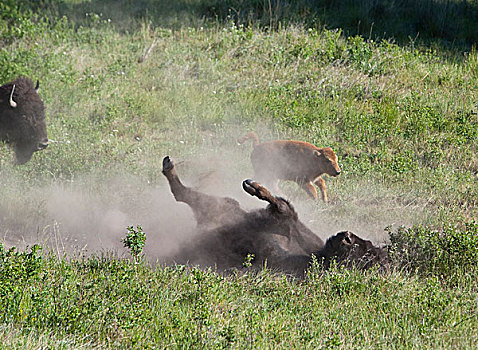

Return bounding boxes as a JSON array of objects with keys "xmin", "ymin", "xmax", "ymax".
[
  {"xmin": 122, "ymin": 225, "xmax": 146, "ymax": 263},
  {"xmin": 388, "ymin": 221, "xmax": 478, "ymax": 276}
]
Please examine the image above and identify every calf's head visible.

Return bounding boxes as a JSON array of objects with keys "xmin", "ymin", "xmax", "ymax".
[{"xmin": 314, "ymin": 147, "xmax": 341, "ymax": 177}]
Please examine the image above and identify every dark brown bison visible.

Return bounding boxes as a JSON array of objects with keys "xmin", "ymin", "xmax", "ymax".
[
  {"xmin": 162, "ymin": 156, "xmax": 388, "ymax": 275},
  {"xmin": 0, "ymin": 77, "xmax": 49, "ymax": 164},
  {"xmin": 238, "ymin": 132, "xmax": 341, "ymax": 203}
]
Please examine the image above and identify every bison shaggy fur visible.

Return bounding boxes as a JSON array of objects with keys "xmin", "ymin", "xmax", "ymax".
[
  {"xmin": 161, "ymin": 156, "xmax": 388, "ymax": 276},
  {"xmin": 0, "ymin": 77, "xmax": 48, "ymax": 164}
]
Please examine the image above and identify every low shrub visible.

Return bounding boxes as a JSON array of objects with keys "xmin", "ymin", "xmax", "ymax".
[{"xmin": 388, "ymin": 221, "xmax": 478, "ymax": 276}]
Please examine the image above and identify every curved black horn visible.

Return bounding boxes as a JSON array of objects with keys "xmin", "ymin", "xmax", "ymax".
[{"xmin": 9, "ymin": 84, "xmax": 17, "ymax": 108}]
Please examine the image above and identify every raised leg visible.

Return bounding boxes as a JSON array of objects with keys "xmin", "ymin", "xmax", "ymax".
[
  {"xmin": 162, "ymin": 156, "xmax": 192, "ymax": 203},
  {"xmin": 242, "ymin": 179, "xmax": 323, "ymax": 254},
  {"xmin": 242, "ymin": 179, "xmax": 293, "ymax": 215},
  {"xmin": 162, "ymin": 156, "xmax": 244, "ymax": 228}
]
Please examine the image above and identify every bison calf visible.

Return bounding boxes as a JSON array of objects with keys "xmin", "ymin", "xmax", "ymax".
[
  {"xmin": 238, "ymin": 132, "xmax": 340, "ymax": 202},
  {"xmin": 161, "ymin": 156, "xmax": 387, "ymax": 275},
  {"xmin": 0, "ymin": 77, "xmax": 48, "ymax": 164}
]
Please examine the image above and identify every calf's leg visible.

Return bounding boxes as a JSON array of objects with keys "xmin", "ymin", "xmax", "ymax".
[
  {"xmin": 299, "ymin": 180, "xmax": 319, "ymax": 200},
  {"xmin": 314, "ymin": 177, "xmax": 328, "ymax": 203}
]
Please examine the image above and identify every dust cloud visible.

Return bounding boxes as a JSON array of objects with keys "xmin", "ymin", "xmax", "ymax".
[
  {"xmin": 1, "ymin": 174, "xmax": 196, "ymax": 260},
  {"xmin": 0, "ymin": 141, "xmax": 415, "ymax": 261},
  {"xmin": 0, "ymin": 142, "xmax": 256, "ymax": 260}
]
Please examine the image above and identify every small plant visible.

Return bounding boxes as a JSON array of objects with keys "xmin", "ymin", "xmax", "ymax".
[
  {"xmin": 122, "ymin": 225, "xmax": 146, "ymax": 263},
  {"xmin": 243, "ymin": 253, "xmax": 255, "ymax": 268}
]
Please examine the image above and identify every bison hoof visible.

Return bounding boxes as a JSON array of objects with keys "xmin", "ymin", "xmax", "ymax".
[
  {"xmin": 243, "ymin": 179, "xmax": 270, "ymax": 198},
  {"xmin": 242, "ymin": 179, "xmax": 258, "ymax": 196},
  {"xmin": 162, "ymin": 156, "xmax": 174, "ymax": 171}
]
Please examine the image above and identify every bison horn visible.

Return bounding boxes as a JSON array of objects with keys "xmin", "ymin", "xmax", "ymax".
[
  {"xmin": 9, "ymin": 84, "xmax": 17, "ymax": 108},
  {"xmin": 35, "ymin": 80, "xmax": 40, "ymax": 92}
]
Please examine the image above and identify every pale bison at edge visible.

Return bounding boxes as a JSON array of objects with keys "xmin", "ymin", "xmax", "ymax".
[
  {"xmin": 0, "ymin": 77, "xmax": 49, "ymax": 164},
  {"xmin": 161, "ymin": 156, "xmax": 388, "ymax": 276},
  {"xmin": 238, "ymin": 132, "xmax": 341, "ymax": 202}
]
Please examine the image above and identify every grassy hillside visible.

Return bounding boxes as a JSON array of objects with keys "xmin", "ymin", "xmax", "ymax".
[{"xmin": 1, "ymin": 0, "xmax": 477, "ymax": 348}]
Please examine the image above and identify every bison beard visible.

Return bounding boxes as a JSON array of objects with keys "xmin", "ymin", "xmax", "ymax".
[
  {"xmin": 162, "ymin": 156, "xmax": 389, "ymax": 275},
  {"xmin": 0, "ymin": 77, "xmax": 48, "ymax": 164}
]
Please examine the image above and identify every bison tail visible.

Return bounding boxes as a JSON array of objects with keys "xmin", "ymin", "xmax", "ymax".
[{"xmin": 237, "ymin": 131, "xmax": 260, "ymax": 147}]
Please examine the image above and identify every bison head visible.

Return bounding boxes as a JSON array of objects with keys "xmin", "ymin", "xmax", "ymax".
[
  {"xmin": 0, "ymin": 77, "xmax": 49, "ymax": 164},
  {"xmin": 317, "ymin": 231, "xmax": 389, "ymax": 269}
]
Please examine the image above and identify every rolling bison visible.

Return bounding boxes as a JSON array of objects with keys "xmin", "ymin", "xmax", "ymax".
[
  {"xmin": 0, "ymin": 77, "xmax": 49, "ymax": 164},
  {"xmin": 162, "ymin": 156, "xmax": 388, "ymax": 275},
  {"xmin": 238, "ymin": 132, "xmax": 341, "ymax": 203}
]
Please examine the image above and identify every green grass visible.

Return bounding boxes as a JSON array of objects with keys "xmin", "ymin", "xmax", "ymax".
[
  {"xmin": 1, "ymin": 245, "xmax": 478, "ymax": 349},
  {"xmin": 1, "ymin": 0, "xmax": 478, "ymax": 348}
]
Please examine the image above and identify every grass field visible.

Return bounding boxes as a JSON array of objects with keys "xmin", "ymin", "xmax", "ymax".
[{"xmin": 1, "ymin": 0, "xmax": 478, "ymax": 348}]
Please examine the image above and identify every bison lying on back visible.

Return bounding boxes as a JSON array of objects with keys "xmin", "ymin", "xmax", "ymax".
[
  {"xmin": 238, "ymin": 132, "xmax": 340, "ymax": 203},
  {"xmin": 162, "ymin": 156, "xmax": 388, "ymax": 275},
  {"xmin": 0, "ymin": 77, "xmax": 49, "ymax": 164}
]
